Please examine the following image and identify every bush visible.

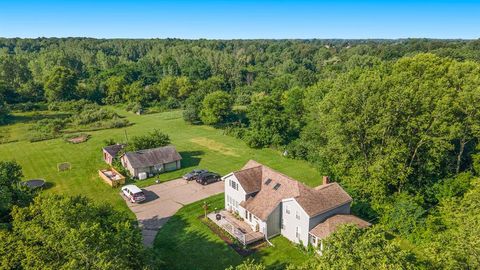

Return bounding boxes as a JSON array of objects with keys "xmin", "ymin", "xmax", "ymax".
[
  {"xmin": 125, "ymin": 102, "xmax": 143, "ymax": 114},
  {"xmin": 48, "ymin": 99, "xmax": 92, "ymax": 112},
  {"xmin": 107, "ymin": 117, "xmax": 130, "ymax": 128},
  {"xmin": 9, "ymin": 102, "xmax": 46, "ymax": 112},
  {"xmin": 223, "ymin": 125, "xmax": 246, "ymax": 139},
  {"xmin": 165, "ymin": 97, "xmax": 181, "ymax": 109},
  {"xmin": 0, "ymin": 102, "xmax": 9, "ymax": 125},
  {"xmin": 285, "ymin": 139, "xmax": 309, "ymax": 160},
  {"xmin": 128, "ymin": 129, "xmax": 170, "ymax": 151},
  {"xmin": 27, "ymin": 118, "xmax": 67, "ymax": 142},
  {"xmin": 73, "ymin": 106, "xmax": 121, "ymax": 126}
]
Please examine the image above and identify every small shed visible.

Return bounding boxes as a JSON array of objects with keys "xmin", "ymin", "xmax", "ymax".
[
  {"xmin": 102, "ymin": 144, "xmax": 125, "ymax": 165},
  {"xmin": 98, "ymin": 167, "xmax": 126, "ymax": 187},
  {"xmin": 120, "ymin": 145, "xmax": 182, "ymax": 178}
]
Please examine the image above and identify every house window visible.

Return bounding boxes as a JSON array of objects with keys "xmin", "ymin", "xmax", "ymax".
[
  {"xmin": 285, "ymin": 205, "xmax": 290, "ymax": 214},
  {"xmin": 296, "ymin": 226, "xmax": 301, "ymax": 239},
  {"xmin": 229, "ymin": 179, "xmax": 238, "ymax": 190},
  {"xmin": 309, "ymin": 235, "xmax": 317, "ymax": 245},
  {"xmin": 296, "ymin": 211, "xmax": 300, "ymax": 220}
]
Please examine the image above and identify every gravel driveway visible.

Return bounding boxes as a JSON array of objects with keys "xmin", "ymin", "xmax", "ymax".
[{"xmin": 122, "ymin": 178, "xmax": 224, "ymax": 246}]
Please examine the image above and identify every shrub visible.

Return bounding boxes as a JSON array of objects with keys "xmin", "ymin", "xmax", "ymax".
[
  {"xmin": 27, "ymin": 118, "xmax": 66, "ymax": 142},
  {"xmin": 285, "ymin": 139, "xmax": 309, "ymax": 160},
  {"xmin": 73, "ymin": 106, "xmax": 120, "ymax": 126},
  {"xmin": 48, "ymin": 99, "xmax": 92, "ymax": 112},
  {"xmin": 165, "ymin": 97, "xmax": 181, "ymax": 109},
  {"xmin": 9, "ymin": 102, "xmax": 46, "ymax": 112},
  {"xmin": 107, "ymin": 118, "xmax": 130, "ymax": 128},
  {"xmin": 128, "ymin": 129, "xmax": 170, "ymax": 151}
]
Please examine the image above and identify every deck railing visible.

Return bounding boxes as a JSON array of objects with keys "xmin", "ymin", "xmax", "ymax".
[{"xmin": 219, "ymin": 215, "xmax": 261, "ymax": 245}]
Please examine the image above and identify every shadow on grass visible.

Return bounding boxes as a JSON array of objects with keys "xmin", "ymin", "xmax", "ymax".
[
  {"xmin": 179, "ymin": 150, "xmax": 204, "ymax": 169},
  {"xmin": 7, "ymin": 112, "xmax": 71, "ymax": 124},
  {"xmin": 42, "ymin": 181, "xmax": 56, "ymax": 190},
  {"xmin": 152, "ymin": 196, "xmax": 244, "ymax": 270}
]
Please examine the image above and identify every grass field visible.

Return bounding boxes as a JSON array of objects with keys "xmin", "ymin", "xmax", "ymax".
[
  {"xmin": 0, "ymin": 108, "xmax": 324, "ymax": 214},
  {"xmin": 154, "ymin": 194, "xmax": 311, "ymax": 270},
  {"xmin": 0, "ymin": 108, "xmax": 322, "ymax": 268}
]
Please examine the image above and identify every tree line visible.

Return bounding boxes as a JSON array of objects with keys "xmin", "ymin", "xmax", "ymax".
[{"xmin": 1, "ymin": 38, "xmax": 480, "ymax": 269}]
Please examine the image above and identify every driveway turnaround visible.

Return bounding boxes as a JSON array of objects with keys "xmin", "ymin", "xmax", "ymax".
[{"xmin": 122, "ymin": 178, "xmax": 224, "ymax": 246}]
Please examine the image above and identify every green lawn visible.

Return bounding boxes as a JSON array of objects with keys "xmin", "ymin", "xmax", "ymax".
[
  {"xmin": 154, "ymin": 194, "xmax": 311, "ymax": 270},
  {"xmin": 0, "ymin": 108, "xmax": 322, "ymax": 268},
  {"xmin": 0, "ymin": 108, "xmax": 324, "ymax": 214}
]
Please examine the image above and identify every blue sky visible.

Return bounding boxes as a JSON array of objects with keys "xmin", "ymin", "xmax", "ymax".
[{"xmin": 0, "ymin": 0, "xmax": 479, "ymax": 39}]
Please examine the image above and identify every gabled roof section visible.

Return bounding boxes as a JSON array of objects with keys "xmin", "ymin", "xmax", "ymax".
[
  {"xmin": 232, "ymin": 166, "xmax": 262, "ymax": 194},
  {"xmin": 103, "ymin": 144, "xmax": 125, "ymax": 157},
  {"xmin": 124, "ymin": 145, "xmax": 182, "ymax": 169},
  {"xmin": 295, "ymin": 183, "xmax": 352, "ymax": 217},
  {"xmin": 309, "ymin": 214, "xmax": 371, "ymax": 239},
  {"xmin": 235, "ymin": 160, "xmax": 352, "ymax": 221}
]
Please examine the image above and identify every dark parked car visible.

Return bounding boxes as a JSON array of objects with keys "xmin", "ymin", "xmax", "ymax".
[
  {"xmin": 196, "ymin": 172, "xmax": 221, "ymax": 185},
  {"xmin": 183, "ymin": 169, "xmax": 209, "ymax": 181}
]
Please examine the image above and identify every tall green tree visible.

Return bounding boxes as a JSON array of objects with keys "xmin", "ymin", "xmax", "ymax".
[
  {"xmin": 0, "ymin": 160, "xmax": 30, "ymax": 223},
  {"xmin": 288, "ymin": 225, "xmax": 417, "ymax": 270},
  {"xmin": 199, "ymin": 91, "xmax": 233, "ymax": 125},
  {"xmin": 245, "ymin": 93, "xmax": 291, "ymax": 148},
  {"xmin": 44, "ymin": 66, "xmax": 78, "ymax": 102},
  {"xmin": 1, "ymin": 195, "xmax": 153, "ymax": 269},
  {"xmin": 423, "ymin": 179, "xmax": 480, "ymax": 269}
]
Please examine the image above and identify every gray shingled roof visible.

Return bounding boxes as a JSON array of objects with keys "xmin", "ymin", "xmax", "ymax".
[
  {"xmin": 123, "ymin": 146, "xmax": 182, "ymax": 168},
  {"xmin": 103, "ymin": 144, "xmax": 125, "ymax": 157}
]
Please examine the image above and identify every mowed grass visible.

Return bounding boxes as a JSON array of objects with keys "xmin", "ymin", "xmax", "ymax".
[
  {"xmin": 0, "ymin": 108, "xmax": 324, "ymax": 212},
  {"xmin": 0, "ymin": 108, "xmax": 321, "ymax": 268},
  {"xmin": 154, "ymin": 194, "xmax": 311, "ymax": 270}
]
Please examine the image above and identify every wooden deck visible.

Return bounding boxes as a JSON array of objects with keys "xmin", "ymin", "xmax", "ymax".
[{"xmin": 207, "ymin": 210, "xmax": 264, "ymax": 245}]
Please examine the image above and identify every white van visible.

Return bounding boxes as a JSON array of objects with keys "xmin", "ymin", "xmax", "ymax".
[{"xmin": 121, "ymin": 184, "xmax": 146, "ymax": 203}]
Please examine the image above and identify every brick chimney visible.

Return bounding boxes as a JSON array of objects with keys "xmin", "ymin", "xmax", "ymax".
[{"xmin": 322, "ymin": 176, "xmax": 330, "ymax": 185}]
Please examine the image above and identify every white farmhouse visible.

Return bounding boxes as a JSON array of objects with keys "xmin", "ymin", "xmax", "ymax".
[{"xmin": 222, "ymin": 160, "xmax": 370, "ymax": 248}]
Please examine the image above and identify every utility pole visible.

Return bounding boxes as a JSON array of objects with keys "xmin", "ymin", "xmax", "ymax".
[{"xmin": 124, "ymin": 129, "xmax": 129, "ymax": 144}]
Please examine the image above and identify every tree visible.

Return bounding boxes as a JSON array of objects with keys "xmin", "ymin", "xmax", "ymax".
[
  {"xmin": 199, "ymin": 91, "xmax": 233, "ymax": 125},
  {"xmin": 380, "ymin": 193, "xmax": 426, "ymax": 238},
  {"xmin": 44, "ymin": 66, "xmax": 78, "ymax": 102},
  {"xmin": 226, "ymin": 259, "xmax": 266, "ymax": 270},
  {"xmin": 289, "ymin": 225, "xmax": 416, "ymax": 270},
  {"xmin": 156, "ymin": 76, "xmax": 178, "ymax": 98},
  {"xmin": 0, "ymin": 160, "xmax": 31, "ymax": 223},
  {"xmin": 423, "ymin": 180, "xmax": 480, "ymax": 269},
  {"xmin": 183, "ymin": 92, "xmax": 205, "ymax": 124},
  {"xmin": 245, "ymin": 93, "xmax": 292, "ymax": 148},
  {"xmin": 302, "ymin": 54, "xmax": 473, "ymax": 204},
  {"xmin": 128, "ymin": 129, "xmax": 170, "ymax": 151},
  {"xmin": 0, "ymin": 195, "xmax": 152, "ymax": 269},
  {"xmin": 104, "ymin": 75, "xmax": 127, "ymax": 104},
  {"xmin": 0, "ymin": 94, "xmax": 9, "ymax": 125}
]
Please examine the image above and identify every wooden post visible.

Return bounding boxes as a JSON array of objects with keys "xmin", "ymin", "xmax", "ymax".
[{"xmin": 203, "ymin": 201, "xmax": 209, "ymax": 219}]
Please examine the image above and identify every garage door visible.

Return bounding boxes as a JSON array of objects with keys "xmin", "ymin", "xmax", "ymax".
[{"xmin": 164, "ymin": 162, "xmax": 177, "ymax": 172}]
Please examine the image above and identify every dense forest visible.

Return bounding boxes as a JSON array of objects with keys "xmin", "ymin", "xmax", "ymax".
[{"xmin": 1, "ymin": 38, "xmax": 480, "ymax": 269}]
